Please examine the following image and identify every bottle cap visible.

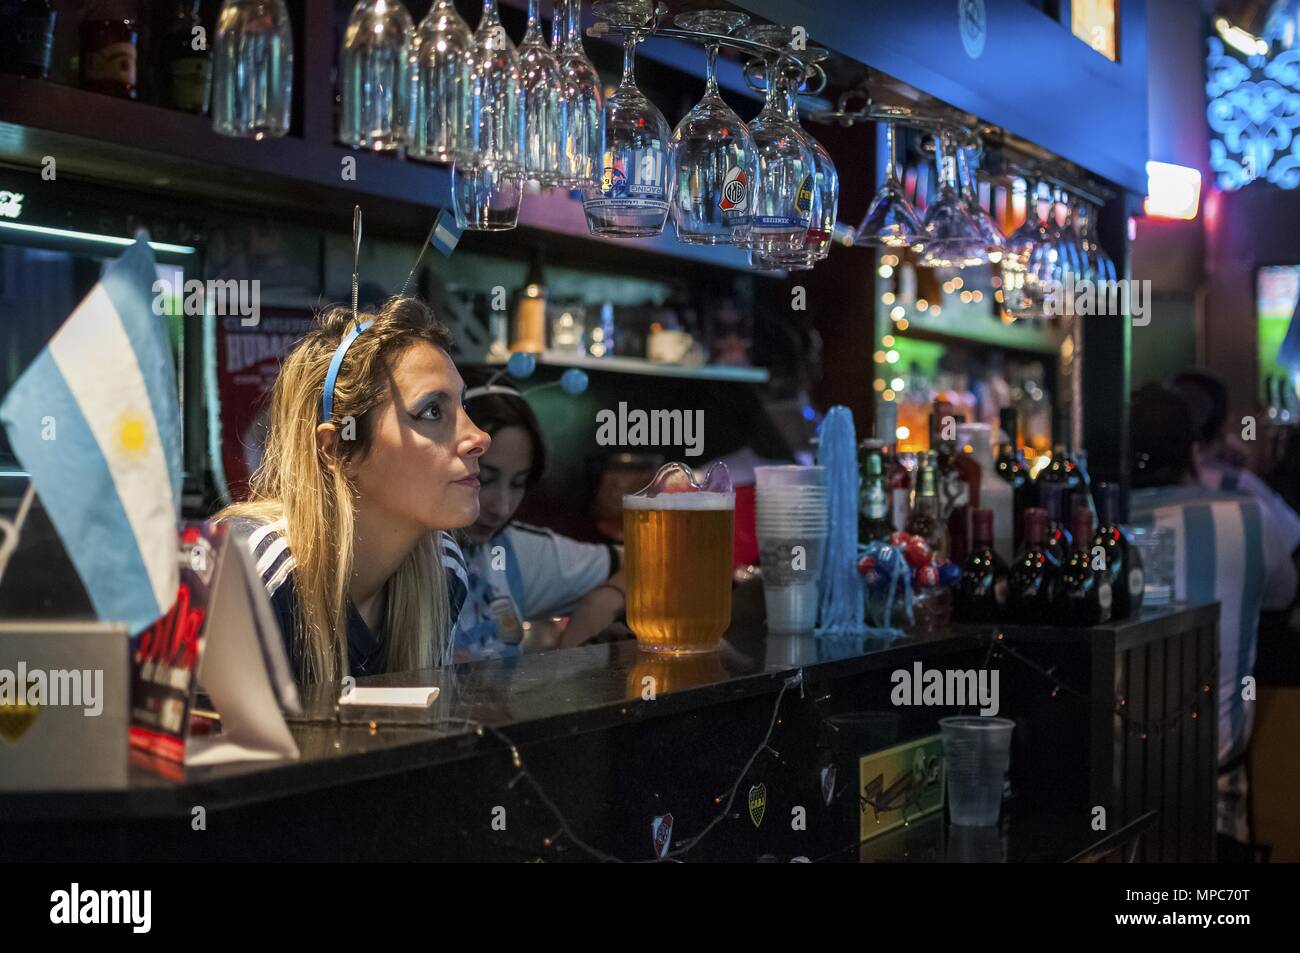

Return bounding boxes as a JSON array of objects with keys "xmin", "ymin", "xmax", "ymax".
[
  {"xmin": 1023, "ymin": 507, "xmax": 1048, "ymax": 545},
  {"xmin": 972, "ymin": 507, "xmax": 994, "ymax": 544},
  {"xmin": 1071, "ymin": 506, "xmax": 1094, "ymax": 545}
]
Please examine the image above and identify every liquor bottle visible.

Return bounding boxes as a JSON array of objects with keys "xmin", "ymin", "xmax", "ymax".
[
  {"xmin": 859, "ymin": 440, "xmax": 893, "ymax": 544},
  {"xmin": 931, "ymin": 405, "xmax": 975, "ymax": 562},
  {"xmin": 160, "ymin": 0, "xmax": 210, "ymax": 113},
  {"xmin": 511, "ymin": 250, "xmax": 547, "ymax": 351},
  {"xmin": 1056, "ymin": 506, "xmax": 1112, "ymax": 626},
  {"xmin": 885, "ymin": 443, "xmax": 913, "ymax": 540},
  {"xmin": 0, "ymin": 0, "xmax": 56, "ymax": 80},
  {"xmin": 996, "ymin": 406, "xmax": 1029, "ymax": 550},
  {"xmin": 1006, "ymin": 507, "xmax": 1059, "ymax": 624},
  {"xmin": 906, "ymin": 451, "xmax": 949, "ymax": 560},
  {"xmin": 956, "ymin": 508, "xmax": 1008, "ymax": 624},
  {"xmin": 1037, "ymin": 481, "xmax": 1073, "ymax": 567},
  {"xmin": 80, "ymin": 0, "xmax": 140, "ymax": 99},
  {"xmin": 959, "ymin": 421, "xmax": 1012, "ymax": 563},
  {"xmin": 1092, "ymin": 482, "xmax": 1145, "ymax": 620},
  {"xmin": 1040, "ymin": 404, "xmax": 1084, "ymax": 492}
]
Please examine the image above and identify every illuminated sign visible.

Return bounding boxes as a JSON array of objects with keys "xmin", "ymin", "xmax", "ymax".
[
  {"xmin": 1073, "ymin": 0, "xmax": 1118, "ymax": 61},
  {"xmin": 1145, "ymin": 161, "xmax": 1202, "ymax": 220}
]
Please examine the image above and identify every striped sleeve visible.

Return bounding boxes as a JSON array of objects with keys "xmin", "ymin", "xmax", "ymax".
[
  {"xmin": 440, "ymin": 531, "xmax": 470, "ymax": 633},
  {"xmin": 222, "ymin": 516, "xmax": 299, "ymax": 673}
]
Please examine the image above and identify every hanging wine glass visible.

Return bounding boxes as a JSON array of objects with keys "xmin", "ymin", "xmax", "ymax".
[
  {"xmin": 556, "ymin": 0, "xmax": 604, "ymax": 188},
  {"xmin": 856, "ymin": 120, "xmax": 923, "ymax": 248},
  {"xmin": 467, "ymin": 0, "xmax": 525, "ymax": 174},
  {"xmin": 518, "ymin": 0, "xmax": 563, "ymax": 185},
  {"xmin": 582, "ymin": 1, "xmax": 670, "ymax": 237},
  {"xmin": 668, "ymin": 9, "xmax": 757, "ymax": 245},
  {"xmin": 918, "ymin": 128, "xmax": 987, "ymax": 269},
  {"xmin": 212, "ymin": 0, "xmax": 294, "ymax": 139},
  {"xmin": 452, "ymin": 161, "xmax": 525, "ymax": 230},
  {"xmin": 1077, "ymin": 201, "xmax": 1117, "ymax": 281},
  {"xmin": 409, "ymin": 0, "xmax": 474, "ymax": 163},
  {"xmin": 738, "ymin": 23, "xmax": 816, "ymax": 263},
  {"xmin": 338, "ymin": 0, "xmax": 414, "ymax": 151},
  {"xmin": 1045, "ymin": 187, "xmax": 1083, "ymax": 279},
  {"xmin": 1003, "ymin": 179, "xmax": 1058, "ymax": 317},
  {"xmin": 787, "ymin": 46, "xmax": 838, "ymax": 265},
  {"xmin": 958, "ymin": 141, "xmax": 1005, "ymax": 263}
]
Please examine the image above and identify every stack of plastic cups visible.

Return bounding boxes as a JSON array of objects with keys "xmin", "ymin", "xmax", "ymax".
[{"xmin": 754, "ymin": 465, "xmax": 828, "ymax": 633}]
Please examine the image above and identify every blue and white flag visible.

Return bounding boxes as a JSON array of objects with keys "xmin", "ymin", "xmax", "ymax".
[
  {"xmin": 0, "ymin": 235, "xmax": 181, "ymax": 634},
  {"xmin": 430, "ymin": 208, "xmax": 463, "ymax": 257}
]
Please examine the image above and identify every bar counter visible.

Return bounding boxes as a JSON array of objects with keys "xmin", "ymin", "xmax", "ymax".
[{"xmin": 0, "ymin": 603, "xmax": 1216, "ymax": 862}]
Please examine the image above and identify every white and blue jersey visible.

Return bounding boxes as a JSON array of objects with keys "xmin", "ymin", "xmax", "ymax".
[
  {"xmin": 1129, "ymin": 483, "xmax": 1296, "ymax": 842},
  {"xmin": 225, "ymin": 516, "xmax": 469, "ymax": 682},
  {"xmin": 455, "ymin": 522, "xmax": 618, "ymax": 657}
]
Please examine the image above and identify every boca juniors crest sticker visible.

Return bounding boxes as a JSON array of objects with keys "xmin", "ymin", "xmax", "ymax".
[
  {"xmin": 651, "ymin": 813, "xmax": 674, "ymax": 858},
  {"xmin": 719, "ymin": 166, "xmax": 748, "ymax": 212},
  {"xmin": 601, "ymin": 164, "xmax": 628, "ymax": 197},
  {"xmin": 748, "ymin": 783, "xmax": 767, "ymax": 828}
]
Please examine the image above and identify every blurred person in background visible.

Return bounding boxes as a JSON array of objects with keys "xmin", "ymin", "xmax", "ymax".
[
  {"xmin": 1129, "ymin": 383, "xmax": 1297, "ymax": 859},
  {"xmin": 1171, "ymin": 370, "xmax": 1300, "ymax": 568}
]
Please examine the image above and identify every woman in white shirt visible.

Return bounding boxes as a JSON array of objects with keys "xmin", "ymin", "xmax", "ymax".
[{"xmin": 455, "ymin": 379, "xmax": 626, "ymax": 656}]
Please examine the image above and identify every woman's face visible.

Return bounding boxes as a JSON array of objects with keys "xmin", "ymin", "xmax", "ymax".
[
  {"xmin": 465, "ymin": 424, "xmax": 533, "ymax": 545},
  {"xmin": 347, "ymin": 341, "xmax": 489, "ymax": 533}
]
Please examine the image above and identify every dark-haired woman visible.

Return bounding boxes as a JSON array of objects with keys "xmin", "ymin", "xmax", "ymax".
[{"xmin": 454, "ymin": 378, "xmax": 626, "ymax": 656}]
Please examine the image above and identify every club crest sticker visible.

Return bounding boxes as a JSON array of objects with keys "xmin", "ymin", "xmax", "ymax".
[
  {"xmin": 719, "ymin": 166, "xmax": 748, "ymax": 212},
  {"xmin": 748, "ymin": 783, "xmax": 767, "ymax": 828},
  {"xmin": 795, "ymin": 174, "xmax": 814, "ymax": 222},
  {"xmin": 601, "ymin": 164, "xmax": 628, "ymax": 198},
  {"xmin": 651, "ymin": 813, "xmax": 674, "ymax": 858}
]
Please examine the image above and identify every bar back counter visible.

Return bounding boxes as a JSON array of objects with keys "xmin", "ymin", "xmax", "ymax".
[{"xmin": 0, "ymin": 604, "xmax": 1216, "ymax": 863}]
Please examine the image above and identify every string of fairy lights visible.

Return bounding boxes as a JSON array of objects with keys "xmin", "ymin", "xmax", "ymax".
[
  {"xmin": 977, "ymin": 630, "xmax": 1219, "ymax": 738},
  {"xmin": 336, "ymin": 625, "xmax": 1216, "ymax": 862}
]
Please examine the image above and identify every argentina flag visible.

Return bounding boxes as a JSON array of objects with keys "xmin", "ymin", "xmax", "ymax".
[{"xmin": 0, "ymin": 235, "xmax": 181, "ymax": 634}]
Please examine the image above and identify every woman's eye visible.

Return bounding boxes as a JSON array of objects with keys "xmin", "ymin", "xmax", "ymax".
[{"xmin": 418, "ymin": 403, "xmax": 443, "ymax": 421}]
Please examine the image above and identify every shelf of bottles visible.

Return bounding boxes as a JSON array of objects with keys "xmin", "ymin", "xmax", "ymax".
[{"xmin": 858, "ymin": 400, "xmax": 1144, "ymax": 632}]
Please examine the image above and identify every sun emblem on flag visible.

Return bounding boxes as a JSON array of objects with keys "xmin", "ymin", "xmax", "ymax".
[{"xmin": 115, "ymin": 408, "xmax": 150, "ymax": 457}]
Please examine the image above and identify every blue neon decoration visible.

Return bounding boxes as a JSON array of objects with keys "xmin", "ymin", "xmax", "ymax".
[{"xmin": 1207, "ymin": 36, "xmax": 1300, "ymax": 190}]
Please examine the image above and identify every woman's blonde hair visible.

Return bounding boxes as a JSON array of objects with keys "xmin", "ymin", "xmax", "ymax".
[{"xmin": 218, "ymin": 296, "xmax": 455, "ymax": 684}]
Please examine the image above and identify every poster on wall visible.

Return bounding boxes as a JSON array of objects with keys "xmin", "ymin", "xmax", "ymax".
[{"xmin": 214, "ymin": 307, "xmax": 314, "ymax": 500}]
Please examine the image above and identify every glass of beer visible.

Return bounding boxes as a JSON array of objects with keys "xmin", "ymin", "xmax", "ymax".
[{"xmin": 623, "ymin": 462, "xmax": 734, "ymax": 653}]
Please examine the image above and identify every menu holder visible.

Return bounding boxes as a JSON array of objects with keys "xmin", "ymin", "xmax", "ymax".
[
  {"xmin": 130, "ymin": 521, "xmax": 300, "ymax": 767},
  {"xmin": 0, "ymin": 621, "xmax": 131, "ymax": 791},
  {"xmin": 335, "ymin": 686, "xmax": 461, "ymax": 728}
]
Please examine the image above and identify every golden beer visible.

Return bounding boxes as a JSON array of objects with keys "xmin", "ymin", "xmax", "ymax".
[{"xmin": 623, "ymin": 493, "xmax": 734, "ymax": 653}]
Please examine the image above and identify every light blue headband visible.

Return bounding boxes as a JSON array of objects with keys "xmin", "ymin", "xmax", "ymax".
[{"xmin": 320, "ymin": 320, "xmax": 372, "ymax": 422}]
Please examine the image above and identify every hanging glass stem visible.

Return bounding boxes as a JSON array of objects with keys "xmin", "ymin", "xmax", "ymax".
[{"xmin": 620, "ymin": 33, "xmax": 636, "ymax": 87}]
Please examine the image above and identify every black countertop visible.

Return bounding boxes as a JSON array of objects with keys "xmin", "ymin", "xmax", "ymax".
[
  {"xmin": 0, "ymin": 604, "xmax": 1212, "ymax": 825},
  {"xmin": 1, "ymin": 624, "xmax": 982, "ymax": 822}
]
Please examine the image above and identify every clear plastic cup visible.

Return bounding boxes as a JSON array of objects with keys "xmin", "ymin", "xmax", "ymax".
[
  {"xmin": 1130, "ymin": 525, "xmax": 1173, "ymax": 605},
  {"xmin": 939, "ymin": 716, "xmax": 1014, "ymax": 827},
  {"xmin": 755, "ymin": 465, "xmax": 825, "ymax": 488}
]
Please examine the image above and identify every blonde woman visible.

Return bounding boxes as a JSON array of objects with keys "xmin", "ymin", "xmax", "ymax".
[{"xmin": 218, "ymin": 297, "xmax": 489, "ymax": 684}]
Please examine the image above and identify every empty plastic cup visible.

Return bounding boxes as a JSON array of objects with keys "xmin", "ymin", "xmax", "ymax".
[{"xmin": 939, "ymin": 716, "xmax": 1014, "ymax": 827}]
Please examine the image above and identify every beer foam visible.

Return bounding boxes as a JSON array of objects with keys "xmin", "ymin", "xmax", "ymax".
[{"xmin": 623, "ymin": 491, "xmax": 735, "ymax": 511}]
